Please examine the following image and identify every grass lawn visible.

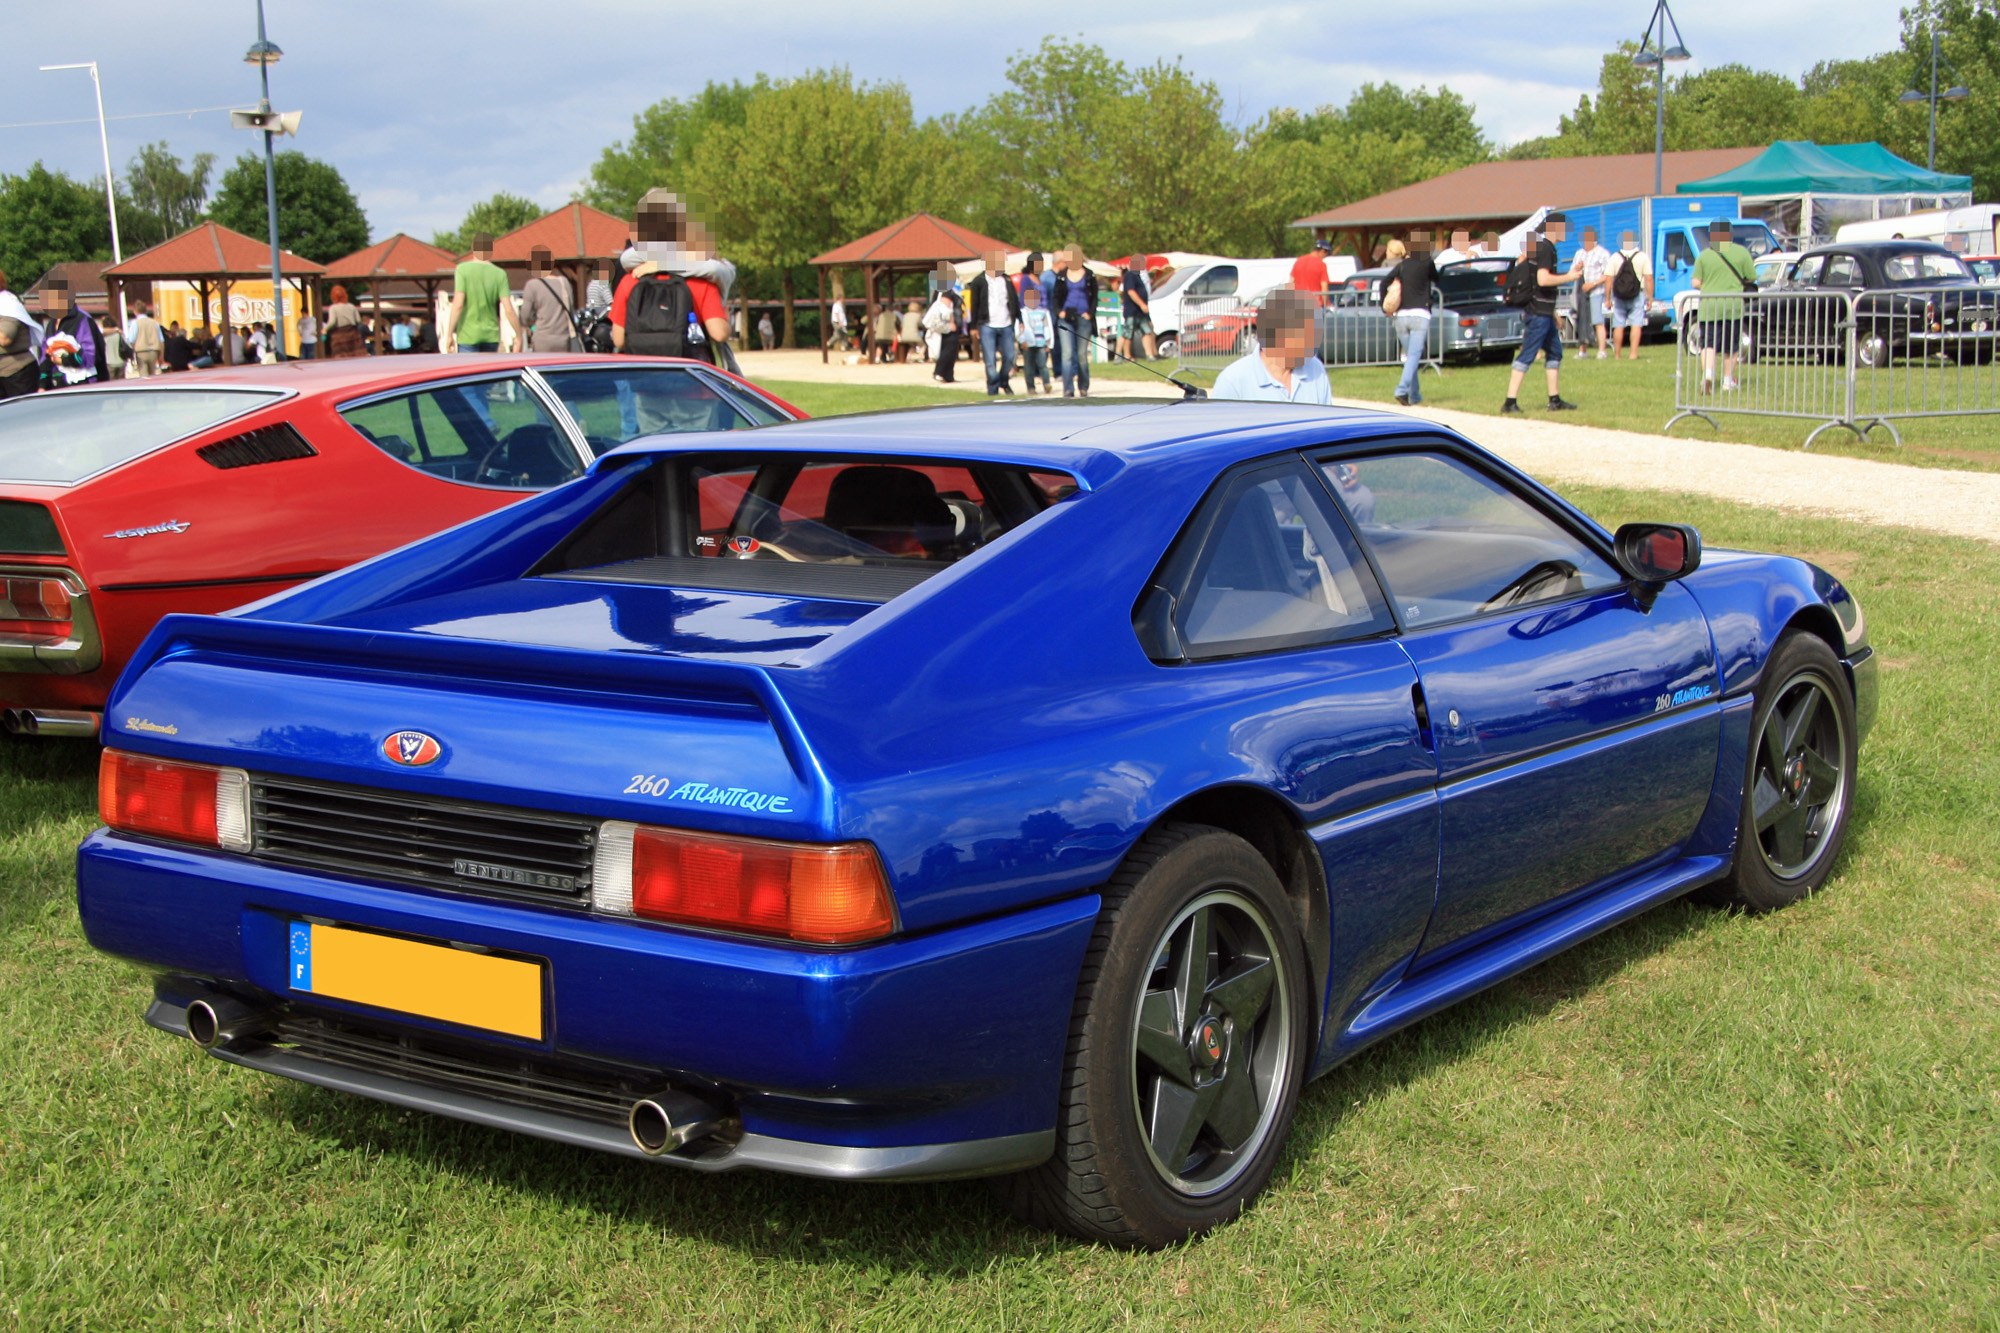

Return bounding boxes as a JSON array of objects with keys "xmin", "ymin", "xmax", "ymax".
[
  {"xmin": 755, "ymin": 380, "xmax": 974, "ymax": 419},
  {"xmin": 0, "ymin": 385, "xmax": 1994, "ymax": 1328},
  {"xmin": 1094, "ymin": 354, "xmax": 2000, "ymax": 475}
]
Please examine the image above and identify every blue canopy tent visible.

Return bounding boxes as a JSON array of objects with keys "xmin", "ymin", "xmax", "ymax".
[{"xmin": 1677, "ymin": 141, "xmax": 1973, "ymax": 244}]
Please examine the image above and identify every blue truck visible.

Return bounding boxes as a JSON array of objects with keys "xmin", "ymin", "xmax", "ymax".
[{"xmin": 1549, "ymin": 194, "xmax": 1782, "ymax": 332}]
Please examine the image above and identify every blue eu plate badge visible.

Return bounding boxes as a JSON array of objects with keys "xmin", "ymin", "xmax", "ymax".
[{"xmin": 289, "ymin": 921, "xmax": 312, "ymax": 991}]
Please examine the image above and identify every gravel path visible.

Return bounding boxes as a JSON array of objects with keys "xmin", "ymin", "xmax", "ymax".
[{"xmin": 741, "ymin": 349, "xmax": 2000, "ymax": 543}]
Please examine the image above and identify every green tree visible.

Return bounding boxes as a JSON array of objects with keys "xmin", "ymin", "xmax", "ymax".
[
  {"xmin": 582, "ymin": 80, "xmax": 764, "ymax": 216},
  {"xmin": 1899, "ymin": 0, "xmax": 2000, "ymax": 196},
  {"xmin": 1092, "ymin": 61, "xmax": 1243, "ymax": 256},
  {"xmin": 685, "ymin": 69, "xmax": 922, "ymax": 346},
  {"xmin": 123, "ymin": 143, "xmax": 216, "ymax": 251},
  {"xmin": 0, "ymin": 163, "xmax": 111, "ymax": 287},
  {"xmin": 432, "ymin": 192, "xmax": 542, "ymax": 255},
  {"xmin": 1673, "ymin": 65, "xmax": 1804, "ymax": 148},
  {"xmin": 208, "ymin": 151, "xmax": 368, "ymax": 265},
  {"xmin": 966, "ymin": 38, "xmax": 1132, "ymax": 250}
]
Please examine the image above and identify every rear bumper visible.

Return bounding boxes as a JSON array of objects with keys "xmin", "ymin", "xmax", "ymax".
[
  {"xmin": 0, "ymin": 567, "xmax": 101, "ymax": 676},
  {"xmin": 78, "ymin": 830, "xmax": 1099, "ymax": 1178}
]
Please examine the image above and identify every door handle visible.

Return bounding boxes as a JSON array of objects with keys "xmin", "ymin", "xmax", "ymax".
[{"xmin": 1411, "ymin": 681, "xmax": 1434, "ymax": 752}]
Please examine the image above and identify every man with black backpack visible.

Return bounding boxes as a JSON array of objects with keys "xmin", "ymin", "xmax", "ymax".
[
  {"xmin": 610, "ymin": 189, "xmax": 732, "ymax": 363},
  {"xmin": 1690, "ymin": 219, "xmax": 1756, "ymax": 394},
  {"xmin": 1502, "ymin": 213, "xmax": 1584, "ymax": 414},
  {"xmin": 1608, "ymin": 231, "xmax": 1652, "ymax": 361}
]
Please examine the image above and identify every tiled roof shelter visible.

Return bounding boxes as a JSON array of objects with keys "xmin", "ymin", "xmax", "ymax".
[
  {"xmin": 103, "ymin": 222, "xmax": 325, "ymax": 363},
  {"xmin": 809, "ymin": 213, "xmax": 1020, "ymax": 361}
]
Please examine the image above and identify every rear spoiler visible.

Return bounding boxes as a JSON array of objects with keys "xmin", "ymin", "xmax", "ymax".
[{"xmin": 109, "ymin": 612, "xmax": 832, "ymax": 790}]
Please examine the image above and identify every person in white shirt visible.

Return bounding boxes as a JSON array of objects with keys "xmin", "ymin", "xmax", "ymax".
[
  {"xmin": 1212, "ymin": 289, "xmax": 1332, "ymax": 404},
  {"xmin": 829, "ymin": 297, "xmax": 850, "ymax": 351},
  {"xmin": 297, "ymin": 311, "xmax": 319, "ymax": 359},
  {"xmin": 1608, "ymin": 230, "xmax": 1654, "ymax": 361},
  {"xmin": 1433, "ymin": 228, "xmax": 1474, "ymax": 266},
  {"xmin": 967, "ymin": 250, "xmax": 1021, "ymax": 396},
  {"xmin": 1577, "ymin": 227, "xmax": 1615, "ymax": 359}
]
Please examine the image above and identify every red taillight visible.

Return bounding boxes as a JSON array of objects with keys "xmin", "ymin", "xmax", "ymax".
[
  {"xmin": 3, "ymin": 577, "xmax": 71, "ymax": 622},
  {"xmin": 597, "ymin": 824, "xmax": 896, "ymax": 945},
  {"xmin": 98, "ymin": 749, "xmax": 251, "ymax": 850}
]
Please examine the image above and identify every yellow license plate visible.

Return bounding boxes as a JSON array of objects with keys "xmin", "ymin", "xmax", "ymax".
[{"xmin": 287, "ymin": 922, "xmax": 544, "ymax": 1040}]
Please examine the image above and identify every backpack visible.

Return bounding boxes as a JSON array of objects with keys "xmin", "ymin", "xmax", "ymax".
[
  {"xmin": 1612, "ymin": 253, "xmax": 1643, "ymax": 302},
  {"xmin": 1503, "ymin": 255, "xmax": 1538, "ymax": 308},
  {"xmin": 623, "ymin": 272, "xmax": 706, "ymax": 359}
]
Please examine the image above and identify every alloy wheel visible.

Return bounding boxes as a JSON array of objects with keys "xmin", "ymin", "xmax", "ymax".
[{"xmin": 1751, "ymin": 670, "xmax": 1850, "ymax": 880}]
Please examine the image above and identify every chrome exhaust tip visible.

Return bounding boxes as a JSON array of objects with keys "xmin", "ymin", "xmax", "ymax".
[
  {"xmin": 628, "ymin": 1090, "xmax": 729, "ymax": 1156},
  {"xmin": 186, "ymin": 996, "xmax": 272, "ymax": 1050},
  {"xmin": 1, "ymin": 709, "xmax": 100, "ymax": 738},
  {"xmin": 0, "ymin": 710, "xmax": 21, "ymax": 736}
]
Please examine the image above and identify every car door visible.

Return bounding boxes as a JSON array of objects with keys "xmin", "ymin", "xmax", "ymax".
[
  {"xmin": 1316, "ymin": 444, "xmax": 1720, "ymax": 967},
  {"xmin": 1136, "ymin": 458, "xmax": 1439, "ymax": 1045}
]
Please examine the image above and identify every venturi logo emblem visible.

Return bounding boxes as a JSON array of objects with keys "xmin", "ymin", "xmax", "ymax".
[{"xmin": 383, "ymin": 731, "xmax": 442, "ymax": 766}]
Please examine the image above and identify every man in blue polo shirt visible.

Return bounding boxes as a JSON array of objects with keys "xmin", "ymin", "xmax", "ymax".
[{"xmin": 1212, "ymin": 289, "xmax": 1332, "ymax": 403}]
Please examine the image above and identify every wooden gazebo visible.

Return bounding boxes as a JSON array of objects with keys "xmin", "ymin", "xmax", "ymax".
[
  {"xmin": 810, "ymin": 213, "xmax": 1019, "ymax": 362},
  {"xmin": 102, "ymin": 222, "xmax": 323, "ymax": 362},
  {"xmin": 321, "ymin": 234, "xmax": 463, "ymax": 343},
  {"xmin": 488, "ymin": 201, "xmax": 630, "ymax": 303}
]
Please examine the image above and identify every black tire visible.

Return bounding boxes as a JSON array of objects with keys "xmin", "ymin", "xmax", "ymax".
[
  {"xmin": 993, "ymin": 823, "xmax": 1310, "ymax": 1248},
  {"xmin": 1697, "ymin": 632, "xmax": 1858, "ymax": 912},
  {"xmin": 1155, "ymin": 335, "xmax": 1179, "ymax": 360}
]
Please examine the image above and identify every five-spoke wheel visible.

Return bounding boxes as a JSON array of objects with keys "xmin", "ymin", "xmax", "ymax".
[{"xmin": 995, "ymin": 824, "xmax": 1308, "ymax": 1248}]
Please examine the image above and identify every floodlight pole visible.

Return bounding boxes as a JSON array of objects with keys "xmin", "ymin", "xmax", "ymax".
[
  {"xmin": 1929, "ymin": 30, "xmax": 1941, "ymax": 171},
  {"xmin": 1633, "ymin": 0, "xmax": 1691, "ymax": 198},
  {"xmin": 39, "ymin": 61, "xmax": 127, "ymax": 327},
  {"xmin": 253, "ymin": 0, "xmax": 287, "ymax": 347}
]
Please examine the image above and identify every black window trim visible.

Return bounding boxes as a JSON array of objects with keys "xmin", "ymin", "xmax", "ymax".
[
  {"xmin": 1134, "ymin": 452, "xmax": 1398, "ymax": 666},
  {"xmin": 1304, "ymin": 432, "xmax": 1634, "ymax": 634}
]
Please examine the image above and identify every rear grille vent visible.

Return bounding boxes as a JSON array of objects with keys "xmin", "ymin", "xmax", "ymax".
[
  {"xmin": 197, "ymin": 422, "xmax": 319, "ymax": 470},
  {"xmin": 250, "ymin": 775, "xmax": 596, "ymax": 906},
  {"xmin": 0, "ymin": 500, "xmax": 65, "ymax": 555},
  {"xmin": 273, "ymin": 1014, "xmax": 648, "ymax": 1126}
]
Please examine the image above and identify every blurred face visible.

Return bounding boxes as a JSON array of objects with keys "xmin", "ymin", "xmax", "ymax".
[
  {"xmin": 1621, "ymin": 230, "xmax": 1637, "ymax": 248},
  {"xmin": 1545, "ymin": 219, "xmax": 1567, "ymax": 244},
  {"xmin": 984, "ymin": 250, "xmax": 1005, "ymax": 275},
  {"xmin": 1411, "ymin": 231, "xmax": 1431, "ymax": 254},
  {"xmin": 1584, "ymin": 229, "xmax": 1598, "ymax": 247},
  {"xmin": 1452, "ymin": 230, "xmax": 1470, "ymax": 252}
]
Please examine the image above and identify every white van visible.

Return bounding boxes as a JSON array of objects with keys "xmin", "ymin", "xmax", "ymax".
[
  {"xmin": 1836, "ymin": 205, "xmax": 2000, "ymax": 255},
  {"xmin": 1151, "ymin": 257, "xmax": 1353, "ymax": 357}
]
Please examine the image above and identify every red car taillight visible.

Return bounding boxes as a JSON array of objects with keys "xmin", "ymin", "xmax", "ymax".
[
  {"xmin": 2, "ymin": 576, "xmax": 71, "ymax": 622},
  {"xmin": 99, "ymin": 749, "xmax": 251, "ymax": 851},
  {"xmin": 592, "ymin": 823, "xmax": 896, "ymax": 945}
]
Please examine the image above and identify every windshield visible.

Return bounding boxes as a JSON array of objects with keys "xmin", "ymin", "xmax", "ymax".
[
  {"xmin": 1693, "ymin": 226, "xmax": 1779, "ymax": 258},
  {"xmin": 1883, "ymin": 251, "xmax": 1974, "ymax": 283},
  {"xmin": 538, "ymin": 366, "xmax": 784, "ymax": 452},
  {"xmin": 0, "ymin": 389, "xmax": 282, "ymax": 485},
  {"xmin": 1152, "ymin": 267, "xmax": 1198, "ymax": 299},
  {"xmin": 1436, "ymin": 260, "xmax": 1513, "ymax": 306}
]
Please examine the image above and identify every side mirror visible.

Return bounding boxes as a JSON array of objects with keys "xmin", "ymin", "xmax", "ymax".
[{"xmin": 1614, "ymin": 522, "xmax": 1702, "ymax": 583}]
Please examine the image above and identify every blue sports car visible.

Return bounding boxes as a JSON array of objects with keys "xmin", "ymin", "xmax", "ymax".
[{"xmin": 77, "ymin": 401, "xmax": 1873, "ymax": 1248}]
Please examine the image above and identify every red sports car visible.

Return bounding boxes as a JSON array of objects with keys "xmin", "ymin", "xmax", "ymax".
[{"xmin": 0, "ymin": 353, "xmax": 801, "ymax": 736}]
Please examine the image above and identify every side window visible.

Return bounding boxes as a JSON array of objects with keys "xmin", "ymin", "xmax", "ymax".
[
  {"xmin": 1663, "ymin": 232, "xmax": 1695, "ymax": 270},
  {"xmin": 1145, "ymin": 462, "xmax": 1394, "ymax": 661},
  {"xmin": 1189, "ymin": 266, "xmax": 1238, "ymax": 297},
  {"xmin": 339, "ymin": 377, "xmax": 582, "ymax": 489},
  {"xmin": 538, "ymin": 368, "xmax": 781, "ymax": 453},
  {"xmin": 1790, "ymin": 255, "xmax": 1824, "ymax": 287},
  {"xmin": 1822, "ymin": 255, "xmax": 1862, "ymax": 288},
  {"xmin": 1320, "ymin": 451, "xmax": 1622, "ymax": 627}
]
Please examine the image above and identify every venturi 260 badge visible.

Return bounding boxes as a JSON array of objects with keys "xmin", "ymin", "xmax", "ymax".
[{"xmin": 383, "ymin": 730, "xmax": 443, "ymax": 766}]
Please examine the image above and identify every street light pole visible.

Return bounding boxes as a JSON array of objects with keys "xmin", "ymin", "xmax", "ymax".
[
  {"xmin": 1898, "ymin": 29, "xmax": 1969, "ymax": 174},
  {"xmin": 1632, "ymin": 0, "xmax": 1693, "ymax": 198},
  {"xmin": 39, "ymin": 61, "xmax": 127, "ymax": 328},
  {"xmin": 247, "ymin": 0, "xmax": 287, "ymax": 352}
]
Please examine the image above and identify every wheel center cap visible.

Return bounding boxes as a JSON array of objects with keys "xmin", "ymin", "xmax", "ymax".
[
  {"xmin": 1784, "ymin": 751, "xmax": 1807, "ymax": 801},
  {"xmin": 1190, "ymin": 1016, "xmax": 1227, "ymax": 1070}
]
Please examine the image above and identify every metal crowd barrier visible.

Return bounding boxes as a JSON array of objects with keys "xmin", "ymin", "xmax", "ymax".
[
  {"xmin": 1174, "ymin": 292, "xmax": 1445, "ymax": 376},
  {"xmin": 1667, "ymin": 284, "xmax": 2000, "ymax": 447}
]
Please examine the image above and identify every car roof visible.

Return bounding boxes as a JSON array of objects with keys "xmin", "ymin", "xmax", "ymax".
[
  {"xmin": 52, "ymin": 353, "xmax": 741, "ymax": 400},
  {"xmin": 1798, "ymin": 239, "xmax": 1961, "ymax": 257},
  {"xmin": 592, "ymin": 400, "xmax": 1427, "ymax": 491}
]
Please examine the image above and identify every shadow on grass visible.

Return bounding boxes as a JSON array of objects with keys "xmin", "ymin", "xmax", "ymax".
[{"xmin": 249, "ymin": 888, "xmax": 1732, "ymax": 1271}]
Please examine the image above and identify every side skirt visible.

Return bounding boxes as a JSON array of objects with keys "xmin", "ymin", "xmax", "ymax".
[{"xmin": 1322, "ymin": 853, "xmax": 1729, "ymax": 1065}]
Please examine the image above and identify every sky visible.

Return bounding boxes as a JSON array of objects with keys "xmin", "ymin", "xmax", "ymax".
[{"xmin": 5, "ymin": 1, "xmax": 1906, "ymax": 249}]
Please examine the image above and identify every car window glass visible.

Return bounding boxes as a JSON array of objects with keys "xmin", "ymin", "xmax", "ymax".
[
  {"xmin": 687, "ymin": 457, "xmax": 1061, "ymax": 564},
  {"xmin": 1320, "ymin": 452, "xmax": 1621, "ymax": 627},
  {"xmin": 1188, "ymin": 266, "xmax": 1238, "ymax": 297},
  {"xmin": 1822, "ymin": 256, "xmax": 1862, "ymax": 287},
  {"xmin": 538, "ymin": 367, "xmax": 780, "ymax": 453},
  {"xmin": 0, "ymin": 389, "xmax": 282, "ymax": 484},
  {"xmin": 339, "ymin": 377, "xmax": 582, "ymax": 489},
  {"xmin": 1663, "ymin": 233, "xmax": 1695, "ymax": 268},
  {"xmin": 1790, "ymin": 255, "xmax": 1824, "ymax": 286},
  {"xmin": 1174, "ymin": 465, "xmax": 1393, "ymax": 659},
  {"xmin": 1883, "ymin": 251, "xmax": 1972, "ymax": 283}
]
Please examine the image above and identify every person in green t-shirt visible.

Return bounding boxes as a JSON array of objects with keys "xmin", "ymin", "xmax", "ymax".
[
  {"xmin": 448, "ymin": 232, "xmax": 524, "ymax": 352},
  {"xmin": 1691, "ymin": 219, "xmax": 1756, "ymax": 393}
]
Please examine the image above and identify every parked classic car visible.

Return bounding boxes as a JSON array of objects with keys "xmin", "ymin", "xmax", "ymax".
[
  {"xmin": 0, "ymin": 354, "xmax": 800, "ymax": 735},
  {"xmin": 78, "ymin": 401, "xmax": 1873, "ymax": 1248},
  {"xmin": 1745, "ymin": 239, "xmax": 2000, "ymax": 365},
  {"xmin": 1316, "ymin": 262, "xmax": 1525, "ymax": 365}
]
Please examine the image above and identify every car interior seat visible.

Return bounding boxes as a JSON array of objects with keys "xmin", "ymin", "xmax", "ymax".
[
  {"xmin": 491, "ymin": 424, "xmax": 574, "ymax": 487},
  {"xmin": 822, "ymin": 466, "xmax": 957, "ymax": 557}
]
